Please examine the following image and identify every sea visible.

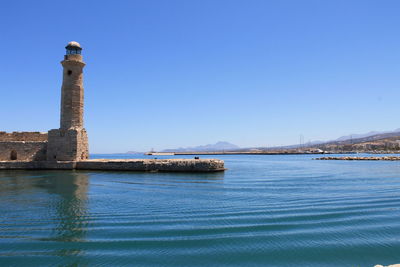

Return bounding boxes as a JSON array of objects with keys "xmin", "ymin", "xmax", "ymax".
[{"xmin": 1, "ymin": 154, "xmax": 400, "ymax": 267}]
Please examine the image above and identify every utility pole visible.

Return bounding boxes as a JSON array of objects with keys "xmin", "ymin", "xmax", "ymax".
[{"xmin": 299, "ymin": 134, "xmax": 304, "ymax": 150}]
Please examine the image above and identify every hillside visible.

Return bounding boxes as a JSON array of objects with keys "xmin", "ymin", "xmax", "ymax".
[{"xmin": 162, "ymin": 141, "xmax": 240, "ymax": 152}]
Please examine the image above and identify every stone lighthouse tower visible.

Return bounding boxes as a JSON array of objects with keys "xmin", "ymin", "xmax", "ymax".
[{"xmin": 47, "ymin": 41, "xmax": 89, "ymax": 161}]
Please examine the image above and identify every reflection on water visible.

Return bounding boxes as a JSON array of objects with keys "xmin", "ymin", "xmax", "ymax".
[
  {"xmin": 0, "ymin": 171, "xmax": 90, "ymax": 266},
  {"xmin": 37, "ymin": 171, "xmax": 89, "ymax": 242}
]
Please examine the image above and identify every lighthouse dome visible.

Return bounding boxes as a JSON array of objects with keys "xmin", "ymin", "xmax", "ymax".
[
  {"xmin": 66, "ymin": 41, "xmax": 81, "ymax": 48},
  {"xmin": 65, "ymin": 41, "xmax": 82, "ymax": 55}
]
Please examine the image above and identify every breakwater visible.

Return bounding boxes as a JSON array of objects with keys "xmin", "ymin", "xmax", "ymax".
[{"xmin": 0, "ymin": 158, "xmax": 225, "ymax": 172}]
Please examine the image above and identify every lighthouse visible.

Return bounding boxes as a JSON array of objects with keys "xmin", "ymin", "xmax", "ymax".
[
  {"xmin": 60, "ymin": 41, "xmax": 85, "ymax": 129},
  {"xmin": 47, "ymin": 41, "xmax": 89, "ymax": 161}
]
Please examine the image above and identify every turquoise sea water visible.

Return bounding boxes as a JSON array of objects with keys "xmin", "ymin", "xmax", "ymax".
[{"xmin": 1, "ymin": 154, "xmax": 400, "ymax": 266}]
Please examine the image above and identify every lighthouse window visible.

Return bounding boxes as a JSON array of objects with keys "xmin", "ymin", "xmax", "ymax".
[
  {"xmin": 66, "ymin": 48, "xmax": 82, "ymax": 55},
  {"xmin": 67, "ymin": 70, "xmax": 72, "ymax": 75}
]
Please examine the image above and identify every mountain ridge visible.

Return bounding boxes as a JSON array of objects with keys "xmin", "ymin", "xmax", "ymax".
[
  {"xmin": 131, "ymin": 128, "xmax": 400, "ymax": 153},
  {"xmin": 162, "ymin": 141, "xmax": 240, "ymax": 152}
]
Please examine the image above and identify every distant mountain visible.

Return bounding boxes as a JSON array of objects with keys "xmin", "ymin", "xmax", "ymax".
[
  {"xmin": 125, "ymin": 151, "xmax": 143, "ymax": 154},
  {"xmin": 162, "ymin": 141, "xmax": 240, "ymax": 152},
  {"xmin": 244, "ymin": 128, "xmax": 400, "ymax": 151},
  {"xmin": 331, "ymin": 130, "xmax": 400, "ymax": 145},
  {"xmin": 335, "ymin": 128, "xmax": 400, "ymax": 141},
  {"xmin": 129, "ymin": 129, "xmax": 400, "ymax": 154}
]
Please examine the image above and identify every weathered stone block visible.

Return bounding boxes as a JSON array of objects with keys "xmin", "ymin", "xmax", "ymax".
[{"xmin": 47, "ymin": 128, "xmax": 88, "ymax": 161}]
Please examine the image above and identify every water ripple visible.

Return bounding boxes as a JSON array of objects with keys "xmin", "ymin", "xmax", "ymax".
[{"xmin": 1, "ymin": 155, "xmax": 400, "ymax": 266}]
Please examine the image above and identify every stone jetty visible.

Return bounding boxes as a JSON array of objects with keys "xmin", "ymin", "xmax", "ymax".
[
  {"xmin": 315, "ymin": 156, "xmax": 400, "ymax": 161},
  {"xmin": 0, "ymin": 159, "xmax": 225, "ymax": 172}
]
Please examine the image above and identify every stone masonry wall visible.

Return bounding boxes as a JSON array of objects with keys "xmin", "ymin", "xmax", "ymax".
[
  {"xmin": 60, "ymin": 55, "xmax": 85, "ymax": 129},
  {"xmin": 47, "ymin": 128, "xmax": 88, "ymax": 161},
  {"xmin": 0, "ymin": 159, "xmax": 225, "ymax": 172},
  {"xmin": 0, "ymin": 141, "xmax": 47, "ymax": 161},
  {"xmin": 0, "ymin": 132, "xmax": 48, "ymax": 142}
]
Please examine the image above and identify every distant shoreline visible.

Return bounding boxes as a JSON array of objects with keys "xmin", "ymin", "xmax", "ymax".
[
  {"xmin": 144, "ymin": 151, "xmax": 400, "ymax": 156},
  {"xmin": 145, "ymin": 151, "xmax": 328, "ymax": 156},
  {"xmin": 316, "ymin": 156, "xmax": 400, "ymax": 161}
]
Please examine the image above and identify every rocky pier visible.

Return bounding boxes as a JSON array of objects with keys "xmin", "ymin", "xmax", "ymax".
[{"xmin": 0, "ymin": 159, "xmax": 225, "ymax": 172}]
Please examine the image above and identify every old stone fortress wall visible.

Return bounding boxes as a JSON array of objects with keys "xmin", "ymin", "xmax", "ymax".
[{"xmin": 0, "ymin": 132, "xmax": 48, "ymax": 161}]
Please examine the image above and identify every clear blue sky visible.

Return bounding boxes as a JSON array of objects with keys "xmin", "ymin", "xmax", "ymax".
[{"xmin": 1, "ymin": 0, "xmax": 400, "ymax": 153}]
